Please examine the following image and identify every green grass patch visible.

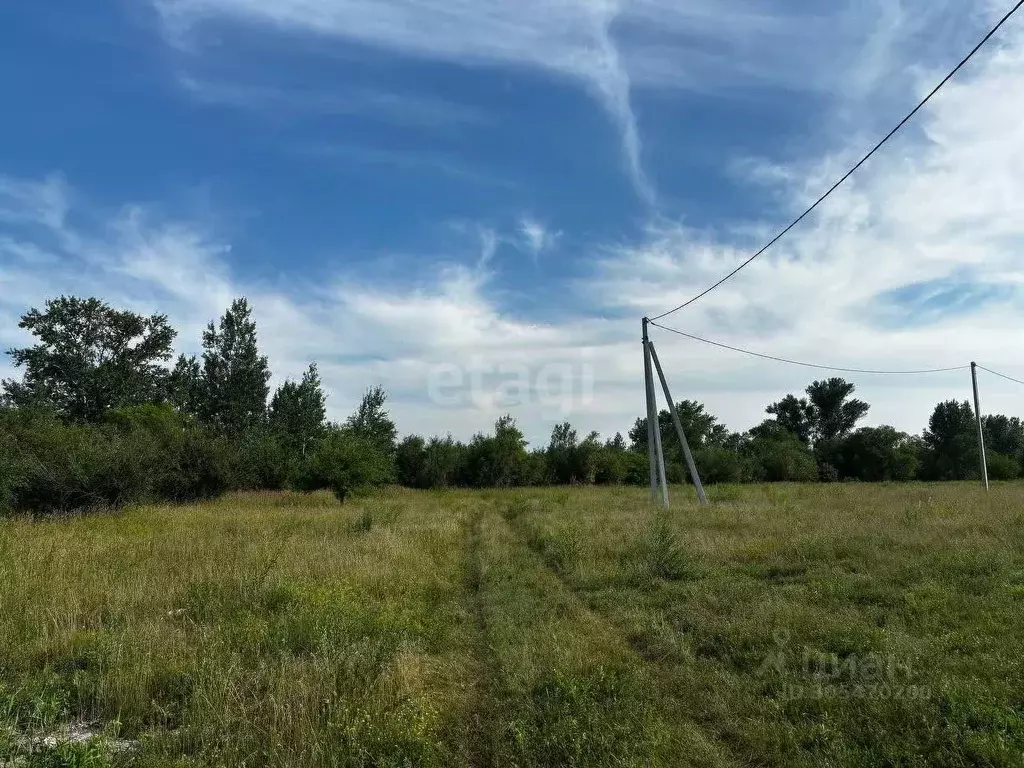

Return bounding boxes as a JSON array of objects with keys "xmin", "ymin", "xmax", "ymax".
[{"xmin": 2, "ymin": 484, "xmax": 1023, "ymax": 766}]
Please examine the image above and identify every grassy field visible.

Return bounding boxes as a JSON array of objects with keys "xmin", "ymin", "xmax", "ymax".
[{"xmin": 2, "ymin": 483, "xmax": 1024, "ymax": 767}]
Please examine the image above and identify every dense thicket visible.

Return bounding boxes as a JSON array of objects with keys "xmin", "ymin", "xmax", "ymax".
[{"xmin": 2, "ymin": 295, "xmax": 1020, "ymax": 515}]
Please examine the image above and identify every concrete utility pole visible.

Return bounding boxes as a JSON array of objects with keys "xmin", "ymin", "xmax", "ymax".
[
  {"xmin": 971, "ymin": 362, "xmax": 989, "ymax": 491},
  {"xmin": 648, "ymin": 340, "xmax": 708, "ymax": 506},
  {"xmin": 642, "ymin": 320, "xmax": 657, "ymax": 501},
  {"xmin": 642, "ymin": 318, "xmax": 669, "ymax": 507}
]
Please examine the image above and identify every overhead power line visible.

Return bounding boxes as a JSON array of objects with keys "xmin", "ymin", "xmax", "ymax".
[
  {"xmin": 648, "ymin": 320, "xmax": 969, "ymax": 375},
  {"xmin": 650, "ymin": 0, "xmax": 1024, "ymax": 322},
  {"xmin": 976, "ymin": 364, "xmax": 1024, "ymax": 386}
]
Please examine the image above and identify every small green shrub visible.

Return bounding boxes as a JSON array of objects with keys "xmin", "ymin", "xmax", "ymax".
[
  {"xmin": 156, "ymin": 429, "xmax": 233, "ymax": 502},
  {"xmin": 232, "ymin": 431, "xmax": 292, "ymax": 490},
  {"xmin": 349, "ymin": 508, "xmax": 374, "ymax": 534},
  {"xmin": 646, "ymin": 513, "xmax": 693, "ymax": 581},
  {"xmin": 294, "ymin": 429, "xmax": 392, "ymax": 503},
  {"xmin": 986, "ymin": 451, "xmax": 1020, "ymax": 481},
  {"xmin": 10, "ymin": 416, "xmax": 161, "ymax": 514},
  {"xmin": 0, "ymin": 427, "xmax": 23, "ymax": 515},
  {"xmin": 693, "ymin": 446, "xmax": 744, "ymax": 484}
]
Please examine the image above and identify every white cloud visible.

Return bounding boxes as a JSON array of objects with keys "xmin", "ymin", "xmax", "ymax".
[
  {"xmin": 151, "ymin": 0, "xmax": 892, "ymax": 205},
  {"xmin": 517, "ymin": 216, "xmax": 559, "ymax": 258},
  {"xmin": 156, "ymin": 0, "xmax": 655, "ymax": 200},
  {"xmin": 176, "ymin": 75, "xmax": 488, "ymax": 129},
  {"xmin": 0, "ymin": 176, "xmax": 615, "ymax": 445},
  {"xmin": 5, "ymin": 2, "xmax": 1024, "ymax": 446},
  {"xmin": 151, "ymin": 0, "xmax": 1001, "ymax": 206},
  {"xmin": 584, "ymin": 14, "xmax": 1024, "ymax": 433}
]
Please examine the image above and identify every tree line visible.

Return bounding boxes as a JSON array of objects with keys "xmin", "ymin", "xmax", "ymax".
[{"xmin": 1, "ymin": 296, "xmax": 1019, "ymax": 515}]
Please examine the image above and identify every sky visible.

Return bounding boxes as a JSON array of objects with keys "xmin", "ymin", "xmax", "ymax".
[{"xmin": 1, "ymin": 0, "xmax": 1023, "ymax": 446}]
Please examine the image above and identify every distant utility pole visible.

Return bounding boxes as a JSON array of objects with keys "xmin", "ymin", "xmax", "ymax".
[
  {"xmin": 642, "ymin": 318, "xmax": 709, "ymax": 507},
  {"xmin": 642, "ymin": 318, "xmax": 669, "ymax": 507},
  {"xmin": 648, "ymin": 339, "xmax": 708, "ymax": 505},
  {"xmin": 971, "ymin": 362, "xmax": 989, "ymax": 491}
]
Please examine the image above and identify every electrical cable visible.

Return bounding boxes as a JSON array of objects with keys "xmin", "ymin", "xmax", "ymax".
[
  {"xmin": 649, "ymin": 0, "xmax": 1024, "ymax": 321},
  {"xmin": 648, "ymin": 320, "xmax": 969, "ymax": 375},
  {"xmin": 976, "ymin": 364, "xmax": 1024, "ymax": 387}
]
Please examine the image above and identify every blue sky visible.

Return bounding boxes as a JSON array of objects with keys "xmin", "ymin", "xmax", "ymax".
[{"xmin": 2, "ymin": 0, "xmax": 1023, "ymax": 444}]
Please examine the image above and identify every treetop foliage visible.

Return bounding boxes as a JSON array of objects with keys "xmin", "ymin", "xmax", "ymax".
[
  {"xmin": 2, "ymin": 294, "xmax": 1021, "ymax": 517},
  {"xmin": 2, "ymin": 296, "xmax": 176, "ymax": 421}
]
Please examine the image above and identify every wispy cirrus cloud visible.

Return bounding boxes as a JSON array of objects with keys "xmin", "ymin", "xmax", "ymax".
[
  {"xmin": 517, "ymin": 215, "xmax": 559, "ymax": 259},
  {"xmin": 155, "ymin": 0, "xmax": 654, "ymax": 201},
  {"xmin": 150, "ymin": 0, "xmax": 996, "ymax": 207},
  {"xmin": 177, "ymin": 75, "xmax": 489, "ymax": 130},
  {"xmin": 6, "ymin": 1, "xmax": 1024, "ymax": 446},
  {"xmin": 297, "ymin": 143, "xmax": 516, "ymax": 188},
  {"xmin": 0, "ymin": 172, "xmax": 610, "ymax": 445},
  {"xmin": 584, "ymin": 12, "xmax": 1024, "ymax": 429}
]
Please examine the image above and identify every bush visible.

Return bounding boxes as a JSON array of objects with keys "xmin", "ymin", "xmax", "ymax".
[
  {"xmin": 103, "ymin": 403, "xmax": 184, "ymax": 445},
  {"xmin": 105, "ymin": 405, "xmax": 232, "ymax": 502},
  {"xmin": 233, "ymin": 431, "xmax": 292, "ymax": 490},
  {"xmin": 830, "ymin": 427, "xmax": 921, "ymax": 482},
  {"xmin": 692, "ymin": 446, "xmax": 744, "ymax": 484},
  {"xmin": 157, "ymin": 428, "xmax": 233, "ymax": 502},
  {"xmin": 746, "ymin": 433, "xmax": 819, "ymax": 482},
  {"xmin": 645, "ymin": 512, "xmax": 693, "ymax": 581},
  {"xmin": 396, "ymin": 435, "xmax": 428, "ymax": 488},
  {"xmin": 622, "ymin": 451, "xmax": 650, "ymax": 485},
  {"xmin": 986, "ymin": 451, "xmax": 1020, "ymax": 481},
  {"xmin": 593, "ymin": 448, "xmax": 627, "ymax": 485},
  {"xmin": 294, "ymin": 429, "xmax": 392, "ymax": 502},
  {"xmin": 0, "ymin": 427, "xmax": 22, "ymax": 515},
  {"xmin": 422, "ymin": 436, "xmax": 467, "ymax": 488},
  {"xmin": 10, "ymin": 414, "xmax": 162, "ymax": 514}
]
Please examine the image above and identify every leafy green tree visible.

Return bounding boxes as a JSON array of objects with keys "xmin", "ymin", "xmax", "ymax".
[
  {"xmin": 743, "ymin": 421, "xmax": 819, "ymax": 482},
  {"xmin": 692, "ymin": 446, "xmax": 745, "ymax": 484},
  {"xmin": 233, "ymin": 431, "xmax": 292, "ymax": 490},
  {"xmin": 982, "ymin": 415, "xmax": 1024, "ymax": 460},
  {"xmin": 832, "ymin": 426, "xmax": 920, "ymax": 481},
  {"xmin": 2, "ymin": 296, "xmax": 175, "ymax": 421},
  {"xmin": 422, "ymin": 435, "xmax": 467, "ymax": 488},
  {"xmin": 269, "ymin": 363, "xmax": 327, "ymax": 455},
  {"xmin": 396, "ymin": 434, "xmax": 428, "ymax": 488},
  {"xmin": 806, "ymin": 378, "xmax": 869, "ymax": 442},
  {"xmin": 766, "ymin": 394, "xmax": 815, "ymax": 444},
  {"xmin": 985, "ymin": 451, "xmax": 1020, "ymax": 480},
  {"xmin": 345, "ymin": 385, "xmax": 397, "ymax": 457},
  {"xmin": 765, "ymin": 379, "xmax": 869, "ymax": 447},
  {"xmin": 295, "ymin": 427, "xmax": 392, "ymax": 502},
  {"xmin": 395, "ymin": 433, "xmax": 467, "ymax": 489},
  {"xmin": 168, "ymin": 354, "xmax": 203, "ymax": 419},
  {"xmin": 200, "ymin": 298, "xmax": 270, "ymax": 435},
  {"xmin": 0, "ymin": 422, "xmax": 23, "ymax": 514},
  {"xmin": 628, "ymin": 400, "xmax": 728, "ymax": 456},
  {"xmin": 546, "ymin": 423, "xmax": 602, "ymax": 484},
  {"xmin": 921, "ymin": 400, "xmax": 978, "ymax": 480},
  {"xmin": 594, "ymin": 436, "xmax": 628, "ymax": 484},
  {"xmin": 546, "ymin": 422, "xmax": 576, "ymax": 484},
  {"xmin": 462, "ymin": 415, "xmax": 529, "ymax": 487},
  {"xmin": 494, "ymin": 415, "xmax": 530, "ymax": 485},
  {"xmin": 606, "ymin": 432, "xmax": 626, "ymax": 451}
]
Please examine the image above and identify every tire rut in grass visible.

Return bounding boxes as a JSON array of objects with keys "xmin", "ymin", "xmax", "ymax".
[
  {"xmin": 498, "ymin": 500, "xmax": 739, "ymax": 767},
  {"xmin": 463, "ymin": 507, "xmax": 500, "ymax": 768}
]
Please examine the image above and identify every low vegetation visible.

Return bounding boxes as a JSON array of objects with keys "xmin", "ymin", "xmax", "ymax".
[
  {"xmin": 4, "ymin": 295, "xmax": 1022, "ymax": 519},
  {"xmin": 2, "ymin": 483, "xmax": 1023, "ymax": 766}
]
